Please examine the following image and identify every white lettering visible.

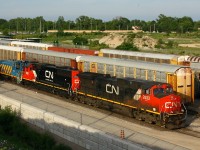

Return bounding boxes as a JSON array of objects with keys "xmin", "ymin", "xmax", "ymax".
[
  {"xmin": 45, "ymin": 70, "xmax": 54, "ymax": 82},
  {"xmin": 106, "ymin": 84, "xmax": 119, "ymax": 95},
  {"xmin": 165, "ymin": 102, "xmax": 180, "ymax": 108},
  {"xmin": 142, "ymin": 95, "xmax": 150, "ymax": 100}
]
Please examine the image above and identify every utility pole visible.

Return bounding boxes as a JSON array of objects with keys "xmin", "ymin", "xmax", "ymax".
[{"xmin": 40, "ymin": 19, "xmax": 42, "ymax": 34}]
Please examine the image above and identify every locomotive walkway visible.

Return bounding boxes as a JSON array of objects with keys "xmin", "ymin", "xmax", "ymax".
[{"xmin": 0, "ymin": 81, "xmax": 200, "ymax": 150}]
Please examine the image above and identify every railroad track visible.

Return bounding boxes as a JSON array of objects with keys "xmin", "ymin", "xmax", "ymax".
[{"xmin": 1, "ymin": 80, "xmax": 200, "ymax": 139}]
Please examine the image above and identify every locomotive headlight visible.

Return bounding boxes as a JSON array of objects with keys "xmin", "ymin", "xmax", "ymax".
[
  {"xmin": 170, "ymin": 96, "xmax": 174, "ymax": 100},
  {"xmin": 181, "ymin": 109, "xmax": 184, "ymax": 112}
]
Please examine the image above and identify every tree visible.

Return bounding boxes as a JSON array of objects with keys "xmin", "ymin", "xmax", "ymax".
[
  {"xmin": 57, "ymin": 16, "xmax": 66, "ymax": 32},
  {"xmin": 194, "ymin": 21, "xmax": 200, "ymax": 31},
  {"xmin": 106, "ymin": 17, "xmax": 130, "ymax": 30},
  {"xmin": 75, "ymin": 16, "xmax": 91, "ymax": 30},
  {"xmin": 73, "ymin": 36, "xmax": 88, "ymax": 45},
  {"xmin": 178, "ymin": 16, "xmax": 194, "ymax": 33},
  {"xmin": 156, "ymin": 14, "xmax": 178, "ymax": 33},
  {"xmin": 0, "ymin": 19, "xmax": 7, "ymax": 30}
]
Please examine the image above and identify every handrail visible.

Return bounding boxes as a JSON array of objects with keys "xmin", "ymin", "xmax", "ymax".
[{"xmin": 181, "ymin": 103, "xmax": 187, "ymax": 121}]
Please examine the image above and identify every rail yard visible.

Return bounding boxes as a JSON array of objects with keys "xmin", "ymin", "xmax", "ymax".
[{"xmin": 0, "ymin": 39, "xmax": 200, "ymax": 149}]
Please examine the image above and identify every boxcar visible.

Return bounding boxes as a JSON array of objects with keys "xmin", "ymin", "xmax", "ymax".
[
  {"xmin": 23, "ymin": 49, "xmax": 81, "ymax": 68},
  {"xmin": 76, "ymin": 55, "xmax": 194, "ymax": 104},
  {"xmin": 11, "ymin": 41, "xmax": 53, "ymax": 50},
  {"xmin": 48, "ymin": 46, "xmax": 99, "ymax": 56},
  {"xmin": 186, "ymin": 56, "xmax": 200, "ymax": 97},
  {"xmin": 99, "ymin": 49, "xmax": 190, "ymax": 66},
  {"xmin": 0, "ymin": 45, "xmax": 24, "ymax": 60},
  {"xmin": 0, "ymin": 39, "xmax": 12, "ymax": 46}
]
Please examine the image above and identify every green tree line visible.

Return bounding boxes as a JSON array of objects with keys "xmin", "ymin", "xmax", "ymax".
[{"xmin": 0, "ymin": 14, "xmax": 200, "ymax": 35}]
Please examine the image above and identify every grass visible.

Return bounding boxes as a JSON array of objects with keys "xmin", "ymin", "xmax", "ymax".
[{"xmin": 0, "ymin": 106, "xmax": 72, "ymax": 150}]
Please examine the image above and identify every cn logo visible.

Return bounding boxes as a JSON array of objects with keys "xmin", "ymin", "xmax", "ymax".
[
  {"xmin": 45, "ymin": 70, "xmax": 54, "ymax": 80},
  {"xmin": 106, "ymin": 84, "xmax": 119, "ymax": 95},
  {"xmin": 165, "ymin": 102, "xmax": 180, "ymax": 108}
]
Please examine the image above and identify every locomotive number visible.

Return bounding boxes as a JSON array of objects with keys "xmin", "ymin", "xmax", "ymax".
[
  {"xmin": 106, "ymin": 84, "xmax": 119, "ymax": 95},
  {"xmin": 142, "ymin": 95, "xmax": 150, "ymax": 100},
  {"xmin": 45, "ymin": 70, "xmax": 54, "ymax": 82}
]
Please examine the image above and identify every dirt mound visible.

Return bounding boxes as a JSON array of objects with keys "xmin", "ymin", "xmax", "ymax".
[
  {"xmin": 99, "ymin": 33, "xmax": 157, "ymax": 49},
  {"xmin": 134, "ymin": 36, "xmax": 157, "ymax": 49},
  {"xmin": 99, "ymin": 33, "xmax": 127, "ymax": 48}
]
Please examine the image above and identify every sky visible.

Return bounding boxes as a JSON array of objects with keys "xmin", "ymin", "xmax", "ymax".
[{"xmin": 1, "ymin": 0, "xmax": 200, "ymax": 21}]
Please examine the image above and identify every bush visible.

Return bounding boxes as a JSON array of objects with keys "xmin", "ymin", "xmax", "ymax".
[
  {"xmin": 73, "ymin": 36, "xmax": 88, "ymax": 45},
  {"xmin": 166, "ymin": 40, "xmax": 174, "ymax": 48},
  {"xmin": 0, "ymin": 107, "xmax": 71, "ymax": 150},
  {"xmin": 116, "ymin": 42, "xmax": 139, "ymax": 51},
  {"xmin": 0, "ymin": 106, "xmax": 18, "ymax": 135},
  {"xmin": 89, "ymin": 40, "xmax": 109, "ymax": 50}
]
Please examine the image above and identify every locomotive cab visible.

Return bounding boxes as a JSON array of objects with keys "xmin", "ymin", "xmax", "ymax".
[
  {"xmin": 140, "ymin": 83, "xmax": 183, "ymax": 114},
  {"xmin": 22, "ymin": 61, "xmax": 37, "ymax": 82}
]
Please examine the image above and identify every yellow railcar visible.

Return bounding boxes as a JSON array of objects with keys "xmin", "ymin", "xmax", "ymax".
[
  {"xmin": 99, "ymin": 49, "xmax": 190, "ymax": 66},
  {"xmin": 0, "ymin": 45, "xmax": 23, "ymax": 60}
]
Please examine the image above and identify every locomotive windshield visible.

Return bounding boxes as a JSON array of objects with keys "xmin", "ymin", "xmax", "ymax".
[{"xmin": 153, "ymin": 87, "xmax": 173, "ymax": 98}]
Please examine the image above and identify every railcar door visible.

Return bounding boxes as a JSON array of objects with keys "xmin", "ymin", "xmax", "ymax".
[{"xmin": 175, "ymin": 68, "xmax": 194, "ymax": 104}]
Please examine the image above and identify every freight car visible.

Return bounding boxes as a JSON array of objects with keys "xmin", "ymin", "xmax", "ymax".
[
  {"xmin": 0, "ymin": 45, "xmax": 24, "ymax": 60},
  {"xmin": 23, "ymin": 49, "xmax": 81, "ymax": 68},
  {"xmin": 0, "ymin": 39, "xmax": 12, "ymax": 46},
  {"xmin": 186, "ymin": 56, "xmax": 200, "ymax": 97},
  {"xmin": 99, "ymin": 49, "xmax": 190, "ymax": 65},
  {"xmin": 0, "ymin": 60, "xmax": 187, "ymax": 129},
  {"xmin": 48, "ymin": 46, "xmax": 99, "ymax": 56},
  {"xmin": 76, "ymin": 55, "xmax": 194, "ymax": 104},
  {"xmin": 11, "ymin": 41, "xmax": 53, "ymax": 50},
  {"xmin": 0, "ymin": 46, "xmax": 83, "ymax": 67}
]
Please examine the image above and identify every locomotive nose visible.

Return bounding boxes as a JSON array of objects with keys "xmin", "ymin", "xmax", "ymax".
[{"xmin": 162, "ymin": 95, "xmax": 181, "ymax": 114}]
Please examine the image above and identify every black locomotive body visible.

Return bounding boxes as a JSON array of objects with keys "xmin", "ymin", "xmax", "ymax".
[
  {"xmin": 78, "ymin": 72, "xmax": 165, "ymax": 106},
  {"xmin": 34, "ymin": 63, "xmax": 80, "ymax": 93}
]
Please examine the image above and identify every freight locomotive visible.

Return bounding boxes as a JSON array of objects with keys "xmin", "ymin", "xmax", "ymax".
[
  {"xmin": 0, "ymin": 60, "xmax": 187, "ymax": 129},
  {"xmin": 0, "ymin": 45, "xmax": 195, "ymax": 104}
]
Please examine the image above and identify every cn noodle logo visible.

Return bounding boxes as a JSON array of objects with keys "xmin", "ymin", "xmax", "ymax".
[
  {"xmin": 45, "ymin": 70, "xmax": 54, "ymax": 81},
  {"xmin": 165, "ymin": 102, "xmax": 181, "ymax": 108},
  {"xmin": 106, "ymin": 84, "xmax": 119, "ymax": 95}
]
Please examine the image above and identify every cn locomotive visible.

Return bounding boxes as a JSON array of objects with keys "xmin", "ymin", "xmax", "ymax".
[{"xmin": 0, "ymin": 60, "xmax": 187, "ymax": 129}]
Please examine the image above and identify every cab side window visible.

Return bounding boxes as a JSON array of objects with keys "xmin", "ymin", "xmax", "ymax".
[{"xmin": 145, "ymin": 89, "xmax": 150, "ymax": 95}]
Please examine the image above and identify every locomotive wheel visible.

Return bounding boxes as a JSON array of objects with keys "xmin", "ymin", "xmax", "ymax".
[
  {"xmin": 144, "ymin": 113, "xmax": 156, "ymax": 124},
  {"xmin": 107, "ymin": 103, "xmax": 113, "ymax": 111},
  {"xmin": 93, "ymin": 100, "xmax": 101, "ymax": 108},
  {"xmin": 128, "ymin": 108, "xmax": 134, "ymax": 118},
  {"xmin": 165, "ymin": 123, "xmax": 176, "ymax": 130}
]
